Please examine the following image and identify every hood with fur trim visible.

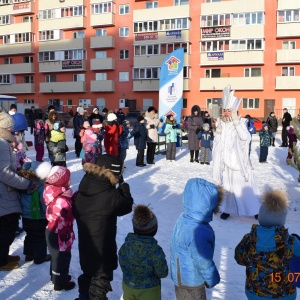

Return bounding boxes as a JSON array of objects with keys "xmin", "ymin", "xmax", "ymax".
[
  {"xmin": 191, "ymin": 105, "xmax": 201, "ymax": 116},
  {"xmin": 166, "ymin": 118, "xmax": 177, "ymax": 125},
  {"xmin": 145, "ymin": 111, "xmax": 158, "ymax": 120}
]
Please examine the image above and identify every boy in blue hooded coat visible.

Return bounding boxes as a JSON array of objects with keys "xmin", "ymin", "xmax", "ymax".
[{"xmin": 170, "ymin": 178, "xmax": 222, "ymax": 300}]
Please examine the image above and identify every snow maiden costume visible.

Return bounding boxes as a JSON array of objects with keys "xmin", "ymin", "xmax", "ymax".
[{"xmin": 212, "ymin": 85, "xmax": 261, "ymax": 219}]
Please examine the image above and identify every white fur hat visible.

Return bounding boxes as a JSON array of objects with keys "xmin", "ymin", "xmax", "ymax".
[{"xmin": 107, "ymin": 113, "xmax": 117, "ymax": 122}]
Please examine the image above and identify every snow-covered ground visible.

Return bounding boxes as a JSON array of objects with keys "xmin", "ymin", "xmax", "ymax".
[{"xmin": 0, "ymin": 129, "xmax": 299, "ymax": 300}]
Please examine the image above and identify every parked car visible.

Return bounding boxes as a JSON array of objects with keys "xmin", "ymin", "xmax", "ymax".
[
  {"xmin": 125, "ymin": 111, "xmax": 141, "ymax": 128},
  {"xmin": 252, "ymin": 117, "xmax": 263, "ymax": 134}
]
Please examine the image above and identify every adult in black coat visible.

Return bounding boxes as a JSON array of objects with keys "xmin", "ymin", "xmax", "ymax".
[
  {"xmin": 266, "ymin": 112, "xmax": 278, "ymax": 146},
  {"xmin": 73, "ymin": 107, "xmax": 85, "ymax": 157},
  {"xmin": 280, "ymin": 108, "xmax": 292, "ymax": 147},
  {"xmin": 73, "ymin": 154, "xmax": 133, "ymax": 300}
]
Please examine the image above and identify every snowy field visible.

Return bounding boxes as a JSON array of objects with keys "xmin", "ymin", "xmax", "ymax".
[{"xmin": 0, "ymin": 129, "xmax": 299, "ymax": 300}]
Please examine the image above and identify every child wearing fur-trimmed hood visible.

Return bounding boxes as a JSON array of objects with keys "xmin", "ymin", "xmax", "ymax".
[{"xmin": 235, "ymin": 190, "xmax": 300, "ymax": 299}]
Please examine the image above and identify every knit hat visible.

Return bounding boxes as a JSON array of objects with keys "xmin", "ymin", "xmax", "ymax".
[
  {"xmin": 83, "ymin": 121, "xmax": 90, "ymax": 129},
  {"xmin": 147, "ymin": 106, "xmax": 156, "ymax": 113},
  {"xmin": 77, "ymin": 107, "xmax": 84, "ymax": 114},
  {"xmin": 107, "ymin": 113, "xmax": 117, "ymax": 122},
  {"xmin": 36, "ymin": 161, "xmax": 70, "ymax": 188},
  {"xmin": 102, "ymin": 107, "xmax": 108, "ymax": 113},
  {"xmin": 92, "ymin": 107, "xmax": 99, "ymax": 113},
  {"xmin": 138, "ymin": 116, "xmax": 144, "ymax": 122},
  {"xmin": 10, "ymin": 104, "xmax": 17, "ymax": 110},
  {"xmin": 0, "ymin": 112, "xmax": 14, "ymax": 129},
  {"xmin": 258, "ymin": 190, "xmax": 289, "ymax": 227},
  {"xmin": 96, "ymin": 154, "xmax": 122, "ymax": 176},
  {"xmin": 53, "ymin": 121, "xmax": 65, "ymax": 131},
  {"xmin": 203, "ymin": 123, "xmax": 210, "ymax": 129},
  {"xmin": 132, "ymin": 205, "xmax": 158, "ymax": 236}
]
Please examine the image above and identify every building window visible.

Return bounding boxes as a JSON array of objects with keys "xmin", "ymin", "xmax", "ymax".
[
  {"xmin": 39, "ymin": 30, "xmax": 55, "ymax": 41},
  {"xmin": 23, "ymin": 56, "xmax": 33, "ymax": 63},
  {"xmin": 175, "ymin": 0, "xmax": 189, "ymax": 5},
  {"xmin": 95, "ymin": 29, "xmax": 107, "ymax": 36},
  {"xmin": 231, "ymin": 39, "xmax": 263, "ymax": 51},
  {"xmin": 64, "ymin": 50, "xmax": 85, "ymax": 60},
  {"xmin": 282, "ymin": 66, "xmax": 295, "ymax": 76},
  {"xmin": 283, "ymin": 41, "xmax": 296, "ymax": 49},
  {"xmin": 0, "ymin": 15, "xmax": 10, "ymax": 25},
  {"xmin": 67, "ymin": 99, "xmax": 72, "ymax": 106},
  {"xmin": 119, "ymin": 27, "xmax": 129, "ymax": 37},
  {"xmin": 14, "ymin": 32, "xmax": 32, "ymax": 43},
  {"xmin": 119, "ymin": 4, "xmax": 129, "ymax": 15},
  {"xmin": 183, "ymin": 98, "xmax": 187, "ymax": 109},
  {"xmin": 39, "ymin": 51, "xmax": 55, "ymax": 62},
  {"xmin": 119, "ymin": 72, "xmax": 129, "ymax": 81},
  {"xmin": 133, "ymin": 68, "xmax": 160, "ymax": 79},
  {"xmin": 22, "ymin": 16, "xmax": 33, "ymax": 23},
  {"xmin": 73, "ymin": 74, "xmax": 85, "ymax": 81},
  {"xmin": 119, "ymin": 50, "xmax": 129, "ymax": 60},
  {"xmin": 0, "ymin": 74, "xmax": 10, "ymax": 84},
  {"xmin": 205, "ymin": 0, "xmax": 221, "ymax": 2},
  {"xmin": 243, "ymin": 98, "xmax": 259, "ymax": 109},
  {"xmin": 4, "ymin": 57, "xmax": 12, "ymax": 64},
  {"xmin": 73, "ymin": 31, "xmax": 84, "ymax": 39},
  {"xmin": 245, "ymin": 68, "xmax": 261, "ymax": 77},
  {"xmin": 45, "ymin": 75, "xmax": 56, "ymax": 82},
  {"xmin": 0, "ymin": 0, "xmax": 11, "ymax": 5},
  {"xmin": 201, "ymin": 40, "xmax": 229, "ymax": 52},
  {"xmin": 146, "ymin": 1, "xmax": 158, "ymax": 9},
  {"xmin": 91, "ymin": 2, "xmax": 113, "ymax": 14},
  {"xmin": 232, "ymin": 12, "xmax": 263, "ymax": 25},
  {"xmin": 277, "ymin": 10, "xmax": 300, "ymax": 23},
  {"xmin": 183, "ymin": 66, "xmax": 189, "ymax": 78},
  {"xmin": 23, "ymin": 99, "xmax": 34, "ymax": 104},
  {"xmin": 205, "ymin": 69, "xmax": 221, "ymax": 78},
  {"xmin": 23, "ymin": 76, "xmax": 33, "ymax": 83},
  {"xmin": 201, "ymin": 14, "xmax": 231, "ymax": 27},
  {"xmin": 95, "ymin": 51, "xmax": 107, "ymax": 59},
  {"xmin": 96, "ymin": 73, "xmax": 107, "ymax": 80}
]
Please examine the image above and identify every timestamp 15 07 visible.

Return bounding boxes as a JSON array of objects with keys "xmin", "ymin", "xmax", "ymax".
[{"xmin": 270, "ymin": 272, "xmax": 300, "ymax": 283}]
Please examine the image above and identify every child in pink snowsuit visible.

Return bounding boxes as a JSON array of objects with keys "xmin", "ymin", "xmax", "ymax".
[{"xmin": 34, "ymin": 119, "xmax": 48, "ymax": 162}]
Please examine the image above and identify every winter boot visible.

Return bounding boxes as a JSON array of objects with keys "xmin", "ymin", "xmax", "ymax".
[
  {"xmin": 190, "ymin": 150, "xmax": 194, "ymax": 162},
  {"xmin": 0, "ymin": 262, "xmax": 20, "ymax": 271},
  {"xmin": 54, "ymin": 281, "xmax": 76, "ymax": 291},
  {"xmin": 194, "ymin": 150, "xmax": 199, "ymax": 163},
  {"xmin": 7, "ymin": 255, "xmax": 20, "ymax": 262},
  {"xmin": 34, "ymin": 254, "xmax": 51, "ymax": 265},
  {"xmin": 272, "ymin": 138, "xmax": 275, "ymax": 146}
]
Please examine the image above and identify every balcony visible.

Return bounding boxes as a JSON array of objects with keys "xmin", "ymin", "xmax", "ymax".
[
  {"xmin": 0, "ymin": 63, "xmax": 34, "ymax": 74},
  {"xmin": 134, "ymin": 53, "xmax": 189, "ymax": 67},
  {"xmin": 39, "ymin": 38, "xmax": 86, "ymax": 52},
  {"xmin": 90, "ymin": 36, "xmax": 115, "ymax": 49},
  {"xmin": 0, "ymin": 1, "xmax": 34, "ymax": 15},
  {"xmin": 39, "ymin": 60, "xmax": 86, "ymax": 73},
  {"xmin": 90, "ymin": 13, "xmax": 115, "ymax": 27},
  {"xmin": 0, "ymin": 83, "xmax": 35, "ymax": 94},
  {"xmin": 40, "ymin": 82, "xmax": 86, "ymax": 93},
  {"xmin": 39, "ymin": 0, "xmax": 85, "ymax": 10},
  {"xmin": 278, "ymin": 0, "xmax": 300, "ymax": 10},
  {"xmin": 277, "ymin": 23, "xmax": 300, "ymax": 38},
  {"xmin": 276, "ymin": 76, "xmax": 300, "ymax": 90},
  {"xmin": 38, "ymin": 16, "xmax": 87, "ymax": 31},
  {"xmin": 230, "ymin": 24, "xmax": 264, "ymax": 39},
  {"xmin": 133, "ymin": 79, "xmax": 190, "ymax": 91},
  {"xmin": 90, "ymin": 58, "xmax": 115, "ymax": 70},
  {"xmin": 201, "ymin": 0, "xmax": 264, "ymax": 15},
  {"xmin": 200, "ymin": 50, "xmax": 264, "ymax": 66},
  {"xmin": 0, "ymin": 22, "xmax": 33, "ymax": 36},
  {"xmin": 277, "ymin": 49, "xmax": 300, "ymax": 63},
  {"xmin": 200, "ymin": 77, "xmax": 264, "ymax": 91},
  {"xmin": 0, "ymin": 43, "xmax": 34, "ymax": 56},
  {"xmin": 90, "ymin": 80, "xmax": 115, "ymax": 92}
]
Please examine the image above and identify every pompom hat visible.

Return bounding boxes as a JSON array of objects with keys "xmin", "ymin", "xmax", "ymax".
[
  {"xmin": 96, "ymin": 154, "xmax": 122, "ymax": 176},
  {"xmin": 258, "ymin": 190, "xmax": 289, "ymax": 227},
  {"xmin": 132, "ymin": 204, "xmax": 158, "ymax": 236},
  {"xmin": 0, "ymin": 112, "xmax": 14, "ymax": 129},
  {"xmin": 93, "ymin": 107, "xmax": 99, "ymax": 113},
  {"xmin": 36, "ymin": 161, "xmax": 70, "ymax": 187}
]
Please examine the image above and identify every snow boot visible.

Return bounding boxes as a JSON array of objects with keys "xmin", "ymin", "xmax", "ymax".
[{"xmin": 0, "ymin": 262, "xmax": 20, "ymax": 271}]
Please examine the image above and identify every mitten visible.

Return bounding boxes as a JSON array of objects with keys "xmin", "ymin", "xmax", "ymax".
[
  {"xmin": 172, "ymin": 125, "xmax": 178, "ymax": 129},
  {"xmin": 232, "ymin": 110, "xmax": 240, "ymax": 125},
  {"xmin": 27, "ymin": 181, "xmax": 38, "ymax": 193},
  {"xmin": 159, "ymin": 118, "xmax": 163, "ymax": 123},
  {"xmin": 150, "ymin": 124, "xmax": 155, "ymax": 129}
]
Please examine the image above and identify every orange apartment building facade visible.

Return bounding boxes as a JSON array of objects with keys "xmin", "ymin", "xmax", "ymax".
[{"xmin": 0, "ymin": 0, "xmax": 299, "ymax": 120}]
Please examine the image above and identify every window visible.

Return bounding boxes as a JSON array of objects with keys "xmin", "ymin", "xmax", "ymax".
[
  {"xmin": 175, "ymin": 0, "xmax": 189, "ymax": 5},
  {"xmin": 0, "ymin": 0, "xmax": 11, "ymax": 5},
  {"xmin": 0, "ymin": 74, "xmax": 10, "ymax": 84},
  {"xmin": 95, "ymin": 73, "xmax": 107, "ymax": 80},
  {"xmin": 232, "ymin": 12, "xmax": 263, "ymax": 25},
  {"xmin": 91, "ymin": 2, "xmax": 113, "ymax": 14},
  {"xmin": 73, "ymin": 31, "xmax": 84, "ymax": 39},
  {"xmin": 283, "ymin": 41, "xmax": 296, "ymax": 50},
  {"xmin": 201, "ymin": 40, "xmax": 229, "ymax": 52},
  {"xmin": 119, "ymin": 50, "xmax": 129, "ymax": 60},
  {"xmin": 14, "ymin": 32, "xmax": 32, "ymax": 43},
  {"xmin": 243, "ymin": 98, "xmax": 259, "ymax": 109},
  {"xmin": 67, "ymin": 99, "xmax": 72, "ymax": 106},
  {"xmin": 119, "ymin": 72, "xmax": 129, "ymax": 81},
  {"xmin": 39, "ymin": 52, "xmax": 55, "ymax": 62},
  {"xmin": 119, "ymin": 4, "xmax": 129, "ymax": 15},
  {"xmin": 73, "ymin": 74, "xmax": 85, "ymax": 81},
  {"xmin": 205, "ymin": 69, "xmax": 221, "ymax": 78},
  {"xmin": 245, "ymin": 68, "xmax": 261, "ymax": 77},
  {"xmin": 95, "ymin": 29, "xmax": 107, "ymax": 37},
  {"xmin": 95, "ymin": 51, "xmax": 107, "ymax": 59},
  {"xmin": 45, "ymin": 75, "xmax": 56, "ymax": 82},
  {"xmin": 39, "ymin": 9, "xmax": 55, "ymax": 20},
  {"xmin": 23, "ymin": 56, "xmax": 33, "ymax": 63},
  {"xmin": 278, "ymin": 10, "xmax": 300, "ymax": 23},
  {"xmin": 0, "ymin": 15, "xmax": 10, "ymax": 25},
  {"xmin": 146, "ymin": 1, "xmax": 158, "ymax": 9},
  {"xmin": 4, "ymin": 57, "xmax": 12, "ymax": 64},
  {"xmin": 39, "ymin": 30, "xmax": 55, "ymax": 41},
  {"xmin": 183, "ymin": 66, "xmax": 189, "ymax": 78},
  {"xmin": 133, "ymin": 68, "xmax": 160, "ymax": 79},
  {"xmin": 282, "ymin": 67, "xmax": 295, "ymax": 76},
  {"xmin": 201, "ymin": 14, "xmax": 230, "ymax": 27},
  {"xmin": 23, "ymin": 76, "xmax": 33, "ymax": 83},
  {"xmin": 60, "ymin": 6, "xmax": 84, "ymax": 17},
  {"xmin": 23, "ymin": 16, "xmax": 33, "ymax": 23},
  {"xmin": 182, "ymin": 98, "xmax": 187, "ymax": 109},
  {"xmin": 119, "ymin": 27, "xmax": 129, "ymax": 37},
  {"xmin": 64, "ymin": 49, "xmax": 85, "ymax": 60},
  {"xmin": 231, "ymin": 39, "xmax": 263, "ymax": 51}
]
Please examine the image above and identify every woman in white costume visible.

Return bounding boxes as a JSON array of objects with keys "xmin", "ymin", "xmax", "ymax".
[{"xmin": 212, "ymin": 85, "xmax": 261, "ymax": 220}]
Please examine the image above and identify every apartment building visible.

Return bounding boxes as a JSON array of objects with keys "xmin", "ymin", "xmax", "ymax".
[{"xmin": 0, "ymin": 0, "xmax": 299, "ymax": 119}]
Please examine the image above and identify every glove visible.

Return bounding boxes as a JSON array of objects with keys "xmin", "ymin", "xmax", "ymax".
[
  {"xmin": 231, "ymin": 110, "xmax": 240, "ymax": 125},
  {"xmin": 27, "ymin": 181, "xmax": 38, "ymax": 193},
  {"xmin": 160, "ymin": 118, "xmax": 163, "ymax": 123},
  {"xmin": 150, "ymin": 124, "xmax": 155, "ymax": 129},
  {"xmin": 172, "ymin": 125, "xmax": 178, "ymax": 129}
]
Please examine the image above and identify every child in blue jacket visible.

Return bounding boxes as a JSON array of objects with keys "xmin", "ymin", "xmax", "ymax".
[
  {"xmin": 170, "ymin": 178, "xmax": 222, "ymax": 300},
  {"xmin": 164, "ymin": 115, "xmax": 180, "ymax": 162},
  {"xmin": 197, "ymin": 123, "xmax": 214, "ymax": 165},
  {"xmin": 19, "ymin": 161, "xmax": 51, "ymax": 264},
  {"xmin": 235, "ymin": 189, "xmax": 300, "ymax": 300},
  {"xmin": 259, "ymin": 123, "xmax": 272, "ymax": 163},
  {"xmin": 119, "ymin": 204, "xmax": 168, "ymax": 300}
]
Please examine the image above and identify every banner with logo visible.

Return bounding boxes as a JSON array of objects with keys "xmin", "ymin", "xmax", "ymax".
[{"xmin": 158, "ymin": 48, "xmax": 184, "ymax": 126}]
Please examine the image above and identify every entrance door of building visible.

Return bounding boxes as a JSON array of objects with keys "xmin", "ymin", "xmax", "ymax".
[{"xmin": 264, "ymin": 99, "xmax": 275, "ymax": 120}]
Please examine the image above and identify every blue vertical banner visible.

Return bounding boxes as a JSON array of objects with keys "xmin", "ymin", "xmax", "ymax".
[{"xmin": 158, "ymin": 48, "xmax": 184, "ymax": 127}]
